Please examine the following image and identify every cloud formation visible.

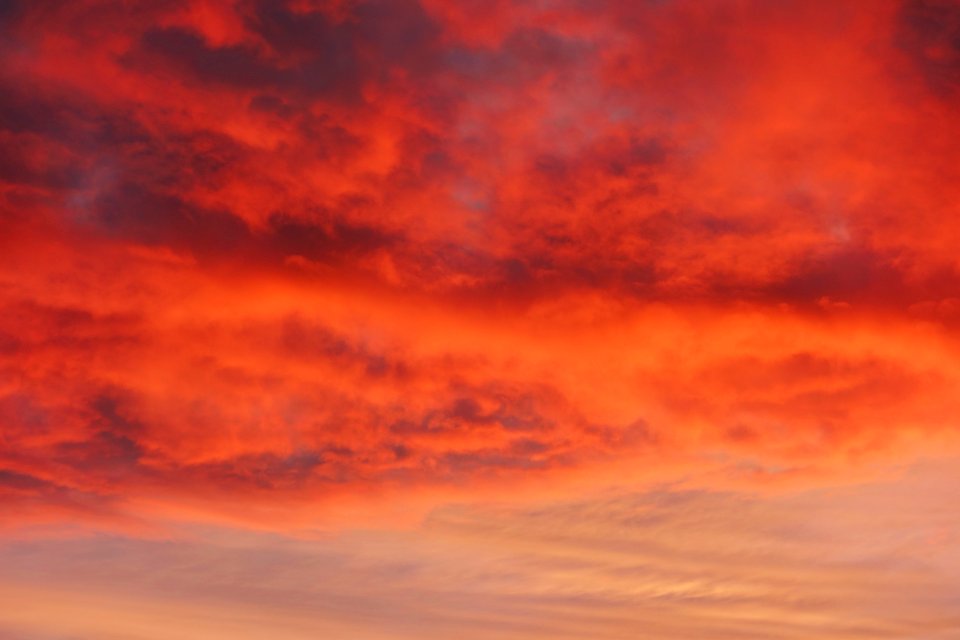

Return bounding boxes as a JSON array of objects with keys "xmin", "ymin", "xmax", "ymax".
[
  {"xmin": 2, "ymin": 0, "xmax": 960, "ymax": 533},
  {"xmin": 2, "ymin": 457, "xmax": 959, "ymax": 639},
  {"xmin": 3, "ymin": 2, "xmax": 960, "ymax": 638}
]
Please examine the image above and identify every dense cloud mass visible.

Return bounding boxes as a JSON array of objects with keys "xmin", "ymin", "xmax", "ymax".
[
  {"xmin": 3, "ymin": 2, "xmax": 960, "ymax": 638},
  {"xmin": 2, "ymin": 0, "xmax": 960, "ymax": 532}
]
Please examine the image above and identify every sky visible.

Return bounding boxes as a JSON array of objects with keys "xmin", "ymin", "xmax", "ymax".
[{"xmin": 1, "ymin": 0, "xmax": 959, "ymax": 638}]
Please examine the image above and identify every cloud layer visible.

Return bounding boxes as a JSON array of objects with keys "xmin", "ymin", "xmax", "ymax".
[
  {"xmin": 3, "ymin": 2, "xmax": 960, "ymax": 638},
  {"xmin": 2, "ymin": 457, "xmax": 959, "ymax": 639},
  {"xmin": 3, "ymin": 0, "xmax": 960, "ymax": 532}
]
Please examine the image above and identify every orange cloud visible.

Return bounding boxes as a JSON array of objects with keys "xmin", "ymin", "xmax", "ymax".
[{"xmin": 2, "ymin": 0, "xmax": 960, "ymax": 535}]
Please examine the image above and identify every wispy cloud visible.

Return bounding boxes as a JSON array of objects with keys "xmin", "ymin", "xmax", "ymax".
[{"xmin": 2, "ymin": 458, "xmax": 959, "ymax": 638}]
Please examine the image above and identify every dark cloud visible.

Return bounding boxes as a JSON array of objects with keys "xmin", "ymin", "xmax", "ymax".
[
  {"xmin": 897, "ymin": 0, "xmax": 960, "ymax": 95},
  {"xmin": 0, "ymin": 76, "xmax": 143, "ymax": 147},
  {"xmin": 180, "ymin": 451, "xmax": 327, "ymax": 490},
  {"xmin": 46, "ymin": 393, "xmax": 147, "ymax": 479},
  {"xmin": 758, "ymin": 246, "xmax": 931, "ymax": 307},
  {"xmin": 0, "ymin": 469, "xmax": 58, "ymax": 493},
  {"xmin": 439, "ymin": 448, "xmax": 554, "ymax": 474},
  {"xmin": 130, "ymin": 0, "xmax": 441, "ymax": 103},
  {"xmin": 447, "ymin": 27, "xmax": 588, "ymax": 85},
  {"xmin": 391, "ymin": 385, "xmax": 566, "ymax": 436},
  {"xmin": 278, "ymin": 314, "xmax": 408, "ymax": 379},
  {"xmin": 137, "ymin": 27, "xmax": 279, "ymax": 89},
  {"xmin": 269, "ymin": 214, "xmax": 399, "ymax": 263},
  {"xmin": 93, "ymin": 184, "xmax": 249, "ymax": 255},
  {"xmin": 55, "ymin": 431, "xmax": 143, "ymax": 475}
]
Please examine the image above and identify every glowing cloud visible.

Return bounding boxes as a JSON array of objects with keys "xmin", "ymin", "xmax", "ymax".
[{"xmin": 1, "ymin": 1, "xmax": 959, "ymax": 637}]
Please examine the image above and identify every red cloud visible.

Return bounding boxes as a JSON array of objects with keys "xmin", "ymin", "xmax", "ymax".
[{"xmin": 2, "ymin": 0, "xmax": 960, "ymax": 531}]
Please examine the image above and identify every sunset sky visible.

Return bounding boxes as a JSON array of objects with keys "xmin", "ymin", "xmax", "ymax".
[{"xmin": 2, "ymin": 0, "xmax": 960, "ymax": 638}]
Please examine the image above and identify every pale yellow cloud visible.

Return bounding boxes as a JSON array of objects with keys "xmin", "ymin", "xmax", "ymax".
[{"xmin": 2, "ymin": 457, "xmax": 957, "ymax": 639}]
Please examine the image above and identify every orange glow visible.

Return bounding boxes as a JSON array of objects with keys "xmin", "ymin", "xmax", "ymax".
[{"xmin": 1, "ymin": 0, "xmax": 959, "ymax": 637}]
